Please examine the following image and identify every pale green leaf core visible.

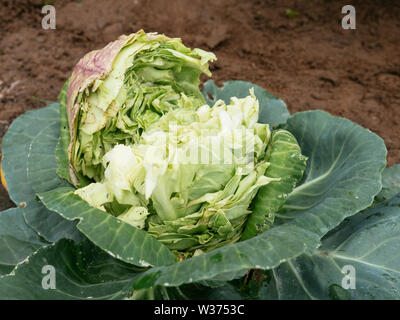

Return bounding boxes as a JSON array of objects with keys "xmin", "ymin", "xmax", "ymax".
[{"xmin": 75, "ymin": 88, "xmax": 306, "ymax": 255}]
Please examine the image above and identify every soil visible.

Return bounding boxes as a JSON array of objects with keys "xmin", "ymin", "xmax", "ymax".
[{"xmin": 0, "ymin": 0, "xmax": 399, "ymax": 211}]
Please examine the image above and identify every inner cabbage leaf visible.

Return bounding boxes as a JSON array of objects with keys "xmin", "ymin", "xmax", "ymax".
[
  {"xmin": 75, "ymin": 90, "xmax": 306, "ymax": 255},
  {"xmin": 73, "ymin": 33, "xmax": 215, "ymax": 182}
]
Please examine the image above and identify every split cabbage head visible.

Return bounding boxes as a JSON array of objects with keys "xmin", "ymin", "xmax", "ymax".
[
  {"xmin": 0, "ymin": 30, "xmax": 391, "ymax": 299},
  {"xmin": 67, "ymin": 30, "xmax": 307, "ymax": 256}
]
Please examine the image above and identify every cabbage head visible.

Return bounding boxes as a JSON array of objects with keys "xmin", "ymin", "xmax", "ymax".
[{"xmin": 68, "ymin": 31, "xmax": 307, "ymax": 257}]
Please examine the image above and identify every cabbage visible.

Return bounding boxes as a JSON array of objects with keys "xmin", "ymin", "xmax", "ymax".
[
  {"xmin": 0, "ymin": 31, "xmax": 389, "ymax": 297},
  {"xmin": 64, "ymin": 30, "xmax": 307, "ymax": 256}
]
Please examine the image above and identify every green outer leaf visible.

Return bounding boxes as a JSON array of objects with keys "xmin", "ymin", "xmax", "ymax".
[
  {"xmin": 22, "ymin": 201, "xmax": 83, "ymax": 243},
  {"xmin": 131, "ymin": 224, "xmax": 319, "ymax": 290},
  {"xmin": 2, "ymin": 103, "xmax": 59, "ymax": 205},
  {"xmin": 130, "ymin": 110, "xmax": 386, "ymax": 289},
  {"xmin": 202, "ymin": 80, "xmax": 290, "ymax": 127},
  {"xmin": 130, "ymin": 282, "xmax": 246, "ymax": 300},
  {"xmin": 261, "ymin": 193, "xmax": 400, "ymax": 300},
  {"xmin": 0, "ymin": 265, "xmax": 14, "ymax": 276},
  {"xmin": 242, "ymin": 129, "xmax": 307, "ymax": 240},
  {"xmin": 0, "ymin": 239, "xmax": 141, "ymax": 300},
  {"xmin": 177, "ymin": 283, "xmax": 243, "ymax": 300},
  {"xmin": 37, "ymin": 187, "xmax": 176, "ymax": 267},
  {"xmin": 27, "ymin": 121, "xmax": 71, "ymax": 193},
  {"xmin": 0, "ymin": 208, "xmax": 47, "ymax": 275},
  {"xmin": 129, "ymin": 285, "xmax": 199, "ymax": 300},
  {"xmin": 56, "ymin": 80, "xmax": 73, "ymax": 184},
  {"xmin": 25, "ymin": 106, "xmax": 83, "ymax": 242},
  {"xmin": 2, "ymin": 103, "xmax": 82, "ymax": 242},
  {"xmin": 376, "ymin": 164, "xmax": 400, "ymax": 202},
  {"xmin": 172, "ymin": 270, "xmax": 270, "ymax": 300},
  {"xmin": 278, "ymin": 110, "xmax": 387, "ymax": 240}
]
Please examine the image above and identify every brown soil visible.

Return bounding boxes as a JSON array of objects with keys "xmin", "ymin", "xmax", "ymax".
[{"xmin": 1, "ymin": 0, "xmax": 399, "ymax": 211}]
